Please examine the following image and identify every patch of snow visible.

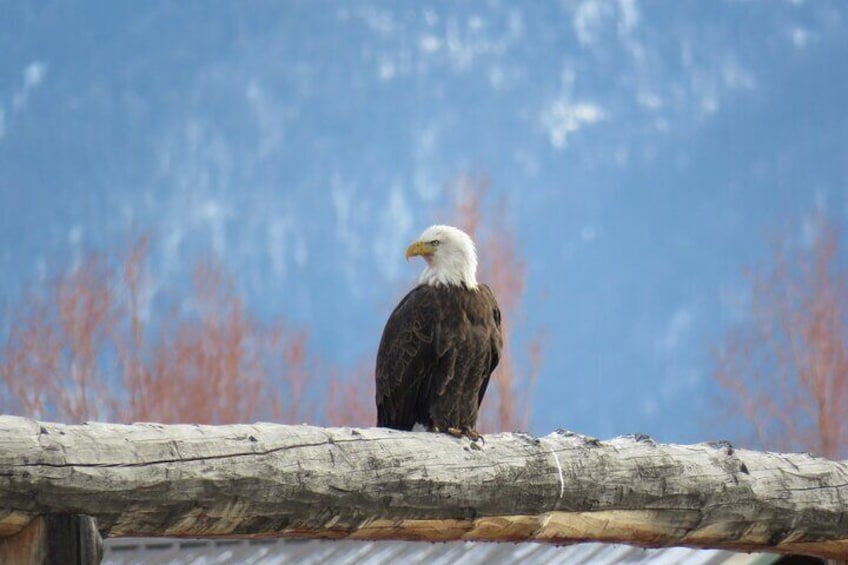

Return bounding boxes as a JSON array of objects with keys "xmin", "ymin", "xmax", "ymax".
[
  {"xmin": 655, "ymin": 307, "xmax": 693, "ymax": 354},
  {"xmin": 443, "ymin": 12, "xmax": 522, "ymax": 71},
  {"xmin": 419, "ymin": 34, "xmax": 441, "ymax": 53},
  {"xmin": 719, "ymin": 283, "xmax": 750, "ymax": 325},
  {"xmin": 378, "ymin": 58, "xmax": 396, "ymax": 81},
  {"xmin": 637, "ymin": 91, "xmax": 662, "ymax": 110},
  {"xmin": 244, "ymin": 79, "xmax": 286, "ymax": 158},
  {"xmin": 355, "ymin": 6, "xmax": 397, "ymax": 35},
  {"xmin": 267, "ymin": 218, "xmax": 288, "ymax": 279},
  {"xmin": 580, "ymin": 226, "xmax": 598, "ymax": 242},
  {"xmin": 617, "ymin": 0, "xmax": 639, "ymax": 34},
  {"xmin": 542, "ymin": 100, "xmax": 606, "ymax": 149},
  {"xmin": 791, "ymin": 26, "xmax": 809, "ymax": 49},
  {"xmin": 573, "ymin": 0, "xmax": 606, "ymax": 46},
  {"xmin": 330, "ymin": 174, "xmax": 365, "ymax": 296},
  {"xmin": 163, "ymin": 224, "xmax": 184, "ymax": 278},
  {"xmin": 488, "ymin": 65, "xmax": 505, "ymax": 89},
  {"xmin": 12, "ymin": 61, "xmax": 48, "ymax": 111},
  {"xmin": 68, "ymin": 225, "xmax": 83, "ymax": 246},
  {"xmin": 513, "ymin": 149, "xmax": 539, "ymax": 178},
  {"xmin": 659, "ymin": 368, "xmax": 702, "ymax": 402},
  {"xmin": 413, "ymin": 124, "xmax": 442, "ymax": 201},
  {"xmin": 24, "ymin": 62, "xmax": 47, "ymax": 88},
  {"xmin": 701, "ymin": 95, "xmax": 719, "ymax": 115},
  {"xmin": 293, "ymin": 232, "xmax": 308, "ymax": 266},
  {"xmin": 423, "ymin": 9, "xmax": 438, "ymax": 26},
  {"xmin": 721, "ymin": 58, "xmax": 755, "ymax": 91},
  {"xmin": 373, "ymin": 184, "xmax": 413, "ymax": 281}
]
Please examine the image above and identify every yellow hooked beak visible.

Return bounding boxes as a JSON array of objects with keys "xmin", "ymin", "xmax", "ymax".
[{"xmin": 405, "ymin": 240, "xmax": 435, "ymax": 261}]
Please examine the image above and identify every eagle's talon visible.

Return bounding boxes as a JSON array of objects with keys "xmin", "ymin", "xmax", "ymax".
[
  {"xmin": 463, "ymin": 428, "xmax": 484, "ymax": 443},
  {"xmin": 446, "ymin": 427, "xmax": 464, "ymax": 438}
]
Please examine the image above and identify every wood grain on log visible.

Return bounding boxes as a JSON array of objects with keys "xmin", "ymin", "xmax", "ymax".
[{"xmin": 0, "ymin": 416, "xmax": 846, "ymax": 559}]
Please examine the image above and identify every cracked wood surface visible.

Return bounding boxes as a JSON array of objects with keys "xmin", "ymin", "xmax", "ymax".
[{"xmin": 0, "ymin": 416, "xmax": 847, "ymax": 559}]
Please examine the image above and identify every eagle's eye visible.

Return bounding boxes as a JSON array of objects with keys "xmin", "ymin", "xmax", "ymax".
[{"xmin": 429, "ymin": 240, "xmax": 440, "ymax": 247}]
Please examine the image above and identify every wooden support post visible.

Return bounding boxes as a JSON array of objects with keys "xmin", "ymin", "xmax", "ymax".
[{"xmin": 0, "ymin": 514, "xmax": 101, "ymax": 565}]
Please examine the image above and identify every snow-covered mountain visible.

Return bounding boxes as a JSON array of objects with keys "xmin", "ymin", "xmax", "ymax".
[{"xmin": 1, "ymin": 0, "xmax": 846, "ymax": 441}]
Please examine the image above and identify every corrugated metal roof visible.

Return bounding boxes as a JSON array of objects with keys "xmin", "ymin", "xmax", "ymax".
[{"xmin": 102, "ymin": 538, "xmax": 781, "ymax": 565}]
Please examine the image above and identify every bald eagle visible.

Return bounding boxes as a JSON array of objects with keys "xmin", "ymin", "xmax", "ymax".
[{"xmin": 376, "ymin": 225, "xmax": 503, "ymax": 440}]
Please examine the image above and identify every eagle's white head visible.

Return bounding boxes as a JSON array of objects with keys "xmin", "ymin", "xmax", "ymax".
[{"xmin": 406, "ymin": 224, "xmax": 478, "ymax": 289}]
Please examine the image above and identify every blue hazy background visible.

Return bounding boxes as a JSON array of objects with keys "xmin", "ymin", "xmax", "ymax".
[{"xmin": 1, "ymin": 1, "xmax": 846, "ymax": 443}]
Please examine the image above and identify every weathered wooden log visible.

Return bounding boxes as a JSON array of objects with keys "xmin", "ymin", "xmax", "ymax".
[{"xmin": 0, "ymin": 416, "xmax": 846, "ymax": 559}]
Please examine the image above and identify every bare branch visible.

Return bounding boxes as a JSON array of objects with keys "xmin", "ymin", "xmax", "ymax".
[{"xmin": 715, "ymin": 212, "xmax": 848, "ymax": 458}]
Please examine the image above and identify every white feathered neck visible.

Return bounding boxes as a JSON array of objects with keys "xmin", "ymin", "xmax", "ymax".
[{"xmin": 415, "ymin": 225, "xmax": 478, "ymax": 289}]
